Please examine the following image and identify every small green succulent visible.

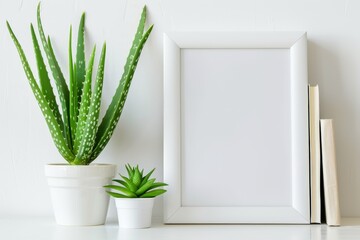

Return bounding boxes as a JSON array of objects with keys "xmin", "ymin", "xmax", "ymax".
[{"xmin": 105, "ymin": 164, "xmax": 168, "ymax": 198}]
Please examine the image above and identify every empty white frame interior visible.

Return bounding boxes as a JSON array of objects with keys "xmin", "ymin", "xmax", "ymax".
[{"xmin": 164, "ymin": 32, "xmax": 309, "ymax": 224}]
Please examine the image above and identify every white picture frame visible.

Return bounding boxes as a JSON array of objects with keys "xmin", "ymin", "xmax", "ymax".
[{"xmin": 163, "ymin": 32, "xmax": 309, "ymax": 224}]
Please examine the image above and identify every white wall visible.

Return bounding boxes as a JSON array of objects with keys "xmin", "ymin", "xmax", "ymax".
[{"xmin": 0, "ymin": 0, "xmax": 359, "ymax": 219}]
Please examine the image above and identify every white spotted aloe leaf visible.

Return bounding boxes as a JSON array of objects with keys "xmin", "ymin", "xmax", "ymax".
[
  {"xmin": 7, "ymin": 22, "xmax": 75, "ymax": 161},
  {"xmin": 36, "ymin": 4, "xmax": 72, "ymax": 150},
  {"xmin": 89, "ymin": 6, "xmax": 153, "ymax": 161},
  {"xmin": 7, "ymin": 3, "xmax": 153, "ymax": 165}
]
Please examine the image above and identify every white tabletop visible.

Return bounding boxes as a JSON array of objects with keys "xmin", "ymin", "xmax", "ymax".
[{"xmin": 1, "ymin": 217, "xmax": 360, "ymax": 240}]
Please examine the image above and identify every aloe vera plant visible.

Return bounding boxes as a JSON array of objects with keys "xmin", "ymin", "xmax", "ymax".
[
  {"xmin": 7, "ymin": 3, "xmax": 153, "ymax": 165},
  {"xmin": 105, "ymin": 164, "xmax": 167, "ymax": 198}
]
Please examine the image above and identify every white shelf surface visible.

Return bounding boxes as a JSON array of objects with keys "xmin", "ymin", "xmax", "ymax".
[{"xmin": 1, "ymin": 217, "xmax": 360, "ymax": 240}]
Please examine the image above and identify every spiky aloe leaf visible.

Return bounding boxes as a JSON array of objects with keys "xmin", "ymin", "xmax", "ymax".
[
  {"xmin": 135, "ymin": 178, "xmax": 155, "ymax": 196},
  {"xmin": 37, "ymin": 3, "xmax": 72, "ymax": 150},
  {"xmin": 47, "ymin": 38, "xmax": 72, "ymax": 148},
  {"xmin": 75, "ymin": 13, "xmax": 86, "ymax": 110},
  {"xmin": 104, "ymin": 185, "xmax": 137, "ymax": 197},
  {"xmin": 74, "ymin": 44, "xmax": 106, "ymax": 164},
  {"xmin": 140, "ymin": 189, "xmax": 167, "ymax": 198},
  {"xmin": 73, "ymin": 46, "xmax": 96, "ymax": 156},
  {"xmin": 128, "ymin": 6, "xmax": 147, "ymax": 62},
  {"xmin": 7, "ymin": 22, "xmax": 74, "ymax": 162},
  {"xmin": 69, "ymin": 25, "xmax": 77, "ymax": 144},
  {"xmin": 106, "ymin": 191, "xmax": 130, "ymax": 198},
  {"xmin": 90, "ymin": 7, "xmax": 149, "ymax": 161},
  {"xmin": 90, "ymin": 24, "xmax": 153, "ymax": 161},
  {"xmin": 30, "ymin": 24, "xmax": 64, "ymax": 134}
]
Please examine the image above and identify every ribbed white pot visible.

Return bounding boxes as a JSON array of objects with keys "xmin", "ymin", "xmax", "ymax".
[
  {"xmin": 115, "ymin": 198, "xmax": 155, "ymax": 228},
  {"xmin": 45, "ymin": 164, "xmax": 116, "ymax": 226}
]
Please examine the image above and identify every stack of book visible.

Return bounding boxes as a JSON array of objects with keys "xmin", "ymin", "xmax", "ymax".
[{"xmin": 308, "ymin": 85, "xmax": 341, "ymax": 226}]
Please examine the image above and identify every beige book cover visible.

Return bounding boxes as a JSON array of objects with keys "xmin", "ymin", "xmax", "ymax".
[
  {"xmin": 320, "ymin": 119, "xmax": 341, "ymax": 226},
  {"xmin": 309, "ymin": 85, "xmax": 321, "ymax": 223}
]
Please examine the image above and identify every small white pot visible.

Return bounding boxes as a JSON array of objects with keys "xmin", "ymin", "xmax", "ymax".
[
  {"xmin": 45, "ymin": 164, "xmax": 116, "ymax": 226},
  {"xmin": 115, "ymin": 198, "xmax": 155, "ymax": 228}
]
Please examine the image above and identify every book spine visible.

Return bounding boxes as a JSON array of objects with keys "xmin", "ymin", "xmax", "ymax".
[
  {"xmin": 309, "ymin": 85, "xmax": 321, "ymax": 223},
  {"xmin": 320, "ymin": 119, "xmax": 341, "ymax": 226}
]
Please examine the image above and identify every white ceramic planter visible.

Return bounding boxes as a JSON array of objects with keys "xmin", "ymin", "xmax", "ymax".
[
  {"xmin": 45, "ymin": 164, "xmax": 116, "ymax": 226},
  {"xmin": 115, "ymin": 198, "xmax": 155, "ymax": 228}
]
